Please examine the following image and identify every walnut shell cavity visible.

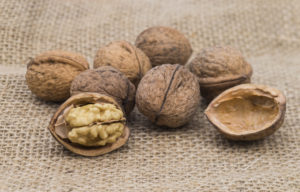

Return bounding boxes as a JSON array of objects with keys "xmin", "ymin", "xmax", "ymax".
[
  {"xmin": 189, "ymin": 46, "xmax": 253, "ymax": 102},
  {"xmin": 135, "ymin": 26, "xmax": 193, "ymax": 67},
  {"xmin": 93, "ymin": 40, "xmax": 152, "ymax": 87},
  {"xmin": 136, "ymin": 64, "xmax": 200, "ymax": 128},
  {"xmin": 48, "ymin": 93, "xmax": 130, "ymax": 156},
  {"xmin": 26, "ymin": 50, "xmax": 89, "ymax": 102},
  {"xmin": 70, "ymin": 66, "xmax": 136, "ymax": 116},
  {"xmin": 205, "ymin": 84, "xmax": 286, "ymax": 141}
]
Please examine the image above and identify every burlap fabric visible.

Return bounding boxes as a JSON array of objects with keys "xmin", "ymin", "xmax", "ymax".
[{"xmin": 0, "ymin": 0, "xmax": 299, "ymax": 191}]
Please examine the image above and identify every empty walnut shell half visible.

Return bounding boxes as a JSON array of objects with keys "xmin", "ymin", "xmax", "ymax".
[
  {"xmin": 136, "ymin": 64, "xmax": 200, "ymax": 128},
  {"xmin": 26, "ymin": 50, "xmax": 89, "ymax": 102},
  {"xmin": 48, "ymin": 93, "xmax": 130, "ymax": 156},
  {"xmin": 94, "ymin": 40, "xmax": 152, "ymax": 87},
  {"xmin": 135, "ymin": 26, "xmax": 192, "ymax": 67},
  {"xmin": 205, "ymin": 84, "xmax": 286, "ymax": 141},
  {"xmin": 70, "ymin": 66, "xmax": 136, "ymax": 116},
  {"xmin": 189, "ymin": 46, "xmax": 252, "ymax": 102}
]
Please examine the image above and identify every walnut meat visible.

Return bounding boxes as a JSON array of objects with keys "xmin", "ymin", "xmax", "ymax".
[
  {"xmin": 135, "ymin": 26, "xmax": 192, "ymax": 67},
  {"xmin": 93, "ymin": 40, "xmax": 151, "ymax": 87},
  {"xmin": 189, "ymin": 46, "xmax": 253, "ymax": 102},
  {"xmin": 70, "ymin": 66, "xmax": 136, "ymax": 116},
  {"xmin": 65, "ymin": 103, "xmax": 124, "ymax": 146},
  {"xmin": 48, "ymin": 93, "xmax": 129, "ymax": 156},
  {"xmin": 26, "ymin": 50, "xmax": 89, "ymax": 102},
  {"xmin": 205, "ymin": 84, "xmax": 286, "ymax": 141},
  {"xmin": 136, "ymin": 64, "xmax": 200, "ymax": 128}
]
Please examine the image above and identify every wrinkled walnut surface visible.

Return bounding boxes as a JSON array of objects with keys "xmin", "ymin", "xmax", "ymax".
[
  {"xmin": 70, "ymin": 66, "xmax": 136, "ymax": 116},
  {"xmin": 135, "ymin": 26, "xmax": 192, "ymax": 67},
  {"xmin": 136, "ymin": 64, "xmax": 200, "ymax": 128},
  {"xmin": 189, "ymin": 46, "xmax": 252, "ymax": 101},
  {"xmin": 48, "ymin": 93, "xmax": 129, "ymax": 156},
  {"xmin": 26, "ymin": 50, "xmax": 89, "ymax": 102},
  {"xmin": 189, "ymin": 46, "xmax": 252, "ymax": 84},
  {"xmin": 205, "ymin": 84, "xmax": 286, "ymax": 140},
  {"xmin": 94, "ymin": 41, "xmax": 151, "ymax": 87}
]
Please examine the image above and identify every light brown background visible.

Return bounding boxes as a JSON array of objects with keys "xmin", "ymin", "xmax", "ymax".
[{"xmin": 0, "ymin": 0, "xmax": 299, "ymax": 191}]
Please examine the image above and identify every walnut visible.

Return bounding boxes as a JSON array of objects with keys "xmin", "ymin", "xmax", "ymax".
[
  {"xmin": 93, "ymin": 40, "xmax": 152, "ymax": 87},
  {"xmin": 70, "ymin": 66, "xmax": 136, "ymax": 116},
  {"xmin": 135, "ymin": 26, "xmax": 192, "ymax": 67},
  {"xmin": 65, "ymin": 103, "xmax": 124, "ymax": 146},
  {"xmin": 189, "ymin": 46, "xmax": 253, "ymax": 102},
  {"xmin": 25, "ymin": 50, "xmax": 89, "ymax": 102},
  {"xmin": 136, "ymin": 64, "xmax": 200, "ymax": 128},
  {"xmin": 205, "ymin": 84, "xmax": 286, "ymax": 141},
  {"xmin": 49, "ymin": 93, "xmax": 129, "ymax": 156}
]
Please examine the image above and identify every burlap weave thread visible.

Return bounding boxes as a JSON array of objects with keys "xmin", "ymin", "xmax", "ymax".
[{"xmin": 0, "ymin": 0, "xmax": 299, "ymax": 191}]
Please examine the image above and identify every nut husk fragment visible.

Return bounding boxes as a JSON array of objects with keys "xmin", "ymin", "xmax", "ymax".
[
  {"xmin": 26, "ymin": 50, "xmax": 89, "ymax": 102},
  {"xmin": 189, "ymin": 46, "xmax": 252, "ymax": 102},
  {"xmin": 48, "ymin": 93, "xmax": 130, "ymax": 156},
  {"xmin": 135, "ymin": 26, "xmax": 192, "ymax": 67},
  {"xmin": 93, "ymin": 40, "xmax": 152, "ymax": 87},
  {"xmin": 205, "ymin": 84, "xmax": 286, "ymax": 141},
  {"xmin": 136, "ymin": 64, "xmax": 200, "ymax": 128},
  {"xmin": 70, "ymin": 66, "xmax": 136, "ymax": 116}
]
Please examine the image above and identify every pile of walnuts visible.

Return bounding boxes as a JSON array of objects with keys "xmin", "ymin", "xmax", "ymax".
[{"xmin": 26, "ymin": 26, "xmax": 286, "ymax": 156}]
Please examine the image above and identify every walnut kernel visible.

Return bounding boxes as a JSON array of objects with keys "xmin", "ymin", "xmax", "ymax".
[
  {"xmin": 65, "ymin": 103, "xmax": 124, "ymax": 146},
  {"xmin": 49, "ymin": 93, "xmax": 129, "ymax": 156}
]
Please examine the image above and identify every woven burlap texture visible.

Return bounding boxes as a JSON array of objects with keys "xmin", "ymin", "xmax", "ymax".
[{"xmin": 0, "ymin": 0, "xmax": 299, "ymax": 191}]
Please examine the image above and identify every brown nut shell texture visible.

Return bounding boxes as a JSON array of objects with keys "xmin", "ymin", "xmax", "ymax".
[
  {"xmin": 70, "ymin": 66, "xmax": 136, "ymax": 116},
  {"xmin": 135, "ymin": 26, "xmax": 192, "ymax": 67},
  {"xmin": 136, "ymin": 64, "xmax": 200, "ymax": 128},
  {"xmin": 94, "ymin": 40, "xmax": 152, "ymax": 87},
  {"xmin": 26, "ymin": 50, "xmax": 89, "ymax": 102},
  {"xmin": 48, "ymin": 93, "xmax": 130, "ymax": 156},
  {"xmin": 189, "ymin": 46, "xmax": 252, "ymax": 101},
  {"xmin": 205, "ymin": 84, "xmax": 286, "ymax": 141}
]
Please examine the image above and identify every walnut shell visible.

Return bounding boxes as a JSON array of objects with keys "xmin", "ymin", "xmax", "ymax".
[
  {"xmin": 93, "ymin": 40, "xmax": 152, "ymax": 87},
  {"xmin": 135, "ymin": 26, "xmax": 192, "ymax": 67},
  {"xmin": 70, "ymin": 66, "xmax": 136, "ymax": 116},
  {"xmin": 48, "ymin": 93, "xmax": 130, "ymax": 156},
  {"xmin": 26, "ymin": 50, "xmax": 89, "ymax": 102},
  {"xmin": 136, "ymin": 64, "xmax": 200, "ymax": 128},
  {"xmin": 205, "ymin": 84, "xmax": 286, "ymax": 141},
  {"xmin": 189, "ymin": 46, "xmax": 253, "ymax": 102}
]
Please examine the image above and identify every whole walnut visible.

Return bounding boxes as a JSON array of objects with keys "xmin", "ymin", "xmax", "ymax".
[
  {"xmin": 70, "ymin": 66, "xmax": 136, "ymax": 116},
  {"xmin": 26, "ymin": 50, "xmax": 89, "ymax": 102},
  {"xmin": 93, "ymin": 40, "xmax": 152, "ymax": 87},
  {"xmin": 189, "ymin": 46, "xmax": 253, "ymax": 102},
  {"xmin": 135, "ymin": 26, "xmax": 192, "ymax": 67},
  {"xmin": 136, "ymin": 64, "xmax": 200, "ymax": 128}
]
